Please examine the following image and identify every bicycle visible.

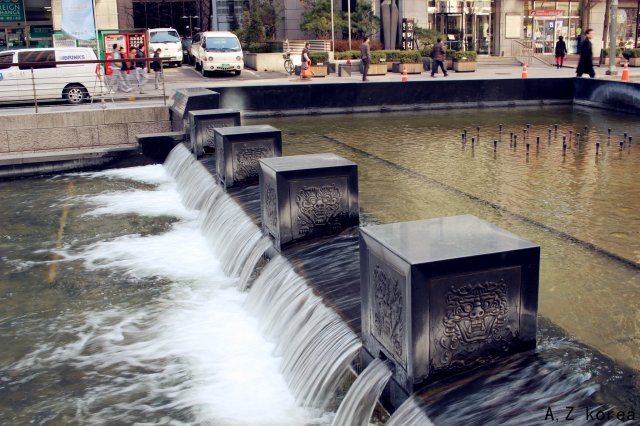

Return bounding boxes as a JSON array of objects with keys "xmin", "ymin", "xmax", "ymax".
[{"xmin": 283, "ymin": 51, "xmax": 294, "ymax": 75}]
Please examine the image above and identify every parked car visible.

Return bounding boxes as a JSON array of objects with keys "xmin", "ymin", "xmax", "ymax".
[
  {"xmin": 181, "ymin": 37, "xmax": 192, "ymax": 64},
  {"xmin": 147, "ymin": 28, "xmax": 183, "ymax": 67},
  {"xmin": 190, "ymin": 31, "xmax": 243, "ymax": 76},
  {"xmin": 0, "ymin": 47, "xmax": 103, "ymax": 104}
]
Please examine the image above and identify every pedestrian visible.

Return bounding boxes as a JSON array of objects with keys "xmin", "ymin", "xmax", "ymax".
[
  {"xmin": 111, "ymin": 44, "xmax": 132, "ymax": 92},
  {"xmin": 360, "ymin": 36, "xmax": 370, "ymax": 81},
  {"xmin": 554, "ymin": 35, "xmax": 567, "ymax": 68},
  {"xmin": 430, "ymin": 38, "xmax": 448, "ymax": 78},
  {"xmin": 301, "ymin": 42, "xmax": 311, "ymax": 79},
  {"xmin": 134, "ymin": 43, "xmax": 146, "ymax": 93},
  {"xmin": 576, "ymin": 28, "xmax": 595, "ymax": 78},
  {"xmin": 151, "ymin": 48, "xmax": 163, "ymax": 89},
  {"xmin": 127, "ymin": 47, "xmax": 138, "ymax": 88}
]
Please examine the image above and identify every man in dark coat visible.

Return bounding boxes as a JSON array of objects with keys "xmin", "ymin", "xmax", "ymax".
[
  {"xmin": 360, "ymin": 36, "xmax": 370, "ymax": 81},
  {"xmin": 430, "ymin": 38, "xmax": 448, "ymax": 77},
  {"xmin": 576, "ymin": 28, "xmax": 595, "ymax": 78}
]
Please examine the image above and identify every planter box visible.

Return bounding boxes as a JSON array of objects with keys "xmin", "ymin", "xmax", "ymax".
[
  {"xmin": 422, "ymin": 57, "xmax": 431, "ymax": 71},
  {"xmin": 628, "ymin": 57, "xmax": 640, "ymax": 67},
  {"xmin": 391, "ymin": 62, "xmax": 422, "ymax": 74},
  {"xmin": 244, "ymin": 52, "xmax": 286, "ymax": 72},
  {"xmin": 387, "ymin": 61, "xmax": 399, "ymax": 71},
  {"xmin": 603, "ymin": 57, "xmax": 621, "ymax": 66},
  {"xmin": 453, "ymin": 60, "xmax": 477, "ymax": 72},
  {"xmin": 309, "ymin": 64, "xmax": 328, "ymax": 77},
  {"xmin": 361, "ymin": 63, "xmax": 388, "ymax": 75},
  {"xmin": 446, "ymin": 59, "xmax": 453, "ymax": 70}
]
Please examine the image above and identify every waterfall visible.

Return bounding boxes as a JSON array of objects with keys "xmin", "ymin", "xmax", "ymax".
[
  {"xmin": 245, "ymin": 256, "xmax": 362, "ymax": 410},
  {"xmin": 331, "ymin": 358, "xmax": 393, "ymax": 426},
  {"xmin": 163, "ymin": 144, "xmax": 362, "ymax": 413},
  {"xmin": 385, "ymin": 397, "xmax": 435, "ymax": 426}
]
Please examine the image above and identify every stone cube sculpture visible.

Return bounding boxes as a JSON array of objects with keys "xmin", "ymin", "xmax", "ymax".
[
  {"xmin": 188, "ymin": 109, "xmax": 241, "ymax": 158},
  {"xmin": 215, "ymin": 125, "xmax": 282, "ymax": 190},
  {"xmin": 170, "ymin": 88, "xmax": 219, "ymax": 134},
  {"xmin": 259, "ymin": 153, "xmax": 359, "ymax": 250},
  {"xmin": 360, "ymin": 215, "xmax": 540, "ymax": 406}
]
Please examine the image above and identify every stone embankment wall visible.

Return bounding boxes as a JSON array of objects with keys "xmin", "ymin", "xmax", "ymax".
[{"xmin": 0, "ymin": 106, "xmax": 170, "ymax": 155}]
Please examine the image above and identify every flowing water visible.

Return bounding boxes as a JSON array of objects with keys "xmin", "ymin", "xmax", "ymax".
[
  {"xmin": 331, "ymin": 358, "xmax": 393, "ymax": 426},
  {"xmin": 1, "ymin": 105, "xmax": 640, "ymax": 425}
]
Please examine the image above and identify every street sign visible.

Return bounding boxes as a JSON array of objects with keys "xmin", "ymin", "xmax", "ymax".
[{"xmin": 0, "ymin": 0, "xmax": 25, "ymax": 22}]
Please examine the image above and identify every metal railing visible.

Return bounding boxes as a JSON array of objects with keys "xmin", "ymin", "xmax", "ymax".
[
  {"xmin": 511, "ymin": 39, "xmax": 534, "ymax": 66},
  {"xmin": 0, "ymin": 57, "xmax": 171, "ymax": 112}
]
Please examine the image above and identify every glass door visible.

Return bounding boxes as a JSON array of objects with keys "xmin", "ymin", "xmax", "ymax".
[
  {"xmin": 533, "ymin": 18, "xmax": 555, "ymax": 54},
  {"xmin": 475, "ymin": 15, "xmax": 490, "ymax": 54}
]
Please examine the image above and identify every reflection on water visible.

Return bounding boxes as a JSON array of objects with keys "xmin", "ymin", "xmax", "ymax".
[{"xmin": 247, "ymin": 106, "xmax": 640, "ymax": 372}]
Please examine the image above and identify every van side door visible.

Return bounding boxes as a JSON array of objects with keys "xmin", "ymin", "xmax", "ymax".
[
  {"xmin": 0, "ymin": 52, "xmax": 19, "ymax": 102},
  {"xmin": 17, "ymin": 49, "xmax": 57, "ymax": 101}
]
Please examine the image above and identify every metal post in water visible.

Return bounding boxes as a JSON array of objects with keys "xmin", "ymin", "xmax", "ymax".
[
  {"xmin": 576, "ymin": 133, "xmax": 580, "ymax": 145},
  {"xmin": 494, "ymin": 140, "xmax": 497, "ymax": 151},
  {"xmin": 555, "ymin": 124, "xmax": 558, "ymax": 135},
  {"xmin": 563, "ymin": 143, "xmax": 567, "ymax": 155},
  {"xmin": 472, "ymin": 137, "xmax": 475, "ymax": 146},
  {"xmin": 526, "ymin": 143, "xmax": 530, "ymax": 153},
  {"xmin": 620, "ymin": 141, "xmax": 624, "ymax": 150},
  {"xmin": 596, "ymin": 142, "xmax": 600, "ymax": 154},
  {"xmin": 536, "ymin": 136, "xmax": 540, "ymax": 146},
  {"xmin": 624, "ymin": 132, "xmax": 628, "ymax": 141},
  {"xmin": 569, "ymin": 130, "xmax": 573, "ymax": 143},
  {"xmin": 514, "ymin": 135, "xmax": 517, "ymax": 149},
  {"xmin": 608, "ymin": 128, "xmax": 612, "ymax": 138},
  {"xmin": 629, "ymin": 136, "xmax": 633, "ymax": 144},
  {"xmin": 584, "ymin": 126, "xmax": 588, "ymax": 134},
  {"xmin": 499, "ymin": 124, "xmax": 503, "ymax": 134},
  {"xmin": 526, "ymin": 124, "xmax": 531, "ymax": 129},
  {"xmin": 461, "ymin": 133, "xmax": 465, "ymax": 143},
  {"xmin": 477, "ymin": 127, "xmax": 480, "ymax": 137}
]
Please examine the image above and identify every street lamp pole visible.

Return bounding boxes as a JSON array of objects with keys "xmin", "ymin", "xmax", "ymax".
[{"xmin": 607, "ymin": 0, "xmax": 618, "ymax": 75}]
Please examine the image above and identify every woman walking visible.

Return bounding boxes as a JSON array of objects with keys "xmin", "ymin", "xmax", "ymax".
[{"xmin": 554, "ymin": 36, "xmax": 567, "ymax": 69}]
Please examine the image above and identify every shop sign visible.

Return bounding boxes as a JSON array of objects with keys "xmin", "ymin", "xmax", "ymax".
[
  {"xmin": 528, "ymin": 9, "xmax": 562, "ymax": 17},
  {"xmin": 30, "ymin": 26, "xmax": 53, "ymax": 39},
  {"xmin": 0, "ymin": 0, "xmax": 25, "ymax": 22}
]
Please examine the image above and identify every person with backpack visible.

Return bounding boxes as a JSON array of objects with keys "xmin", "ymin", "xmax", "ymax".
[
  {"xmin": 150, "ymin": 48, "xmax": 163, "ymax": 89},
  {"xmin": 134, "ymin": 43, "xmax": 147, "ymax": 93},
  {"xmin": 111, "ymin": 44, "xmax": 132, "ymax": 93}
]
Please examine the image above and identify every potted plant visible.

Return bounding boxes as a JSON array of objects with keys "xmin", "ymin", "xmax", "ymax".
[
  {"xmin": 391, "ymin": 51, "xmax": 423, "ymax": 74},
  {"xmin": 309, "ymin": 52, "xmax": 329, "ymax": 76},
  {"xmin": 622, "ymin": 48, "xmax": 640, "ymax": 67},
  {"xmin": 453, "ymin": 50, "xmax": 478, "ymax": 72},
  {"xmin": 364, "ymin": 51, "xmax": 388, "ymax": 75},
  {"xmin": 445, "ymin": 49, "xmax": 456, "ymax": 70},
  {"xmin": 602, "ymin": 47, "xmax": 622, "ymax": 66}
]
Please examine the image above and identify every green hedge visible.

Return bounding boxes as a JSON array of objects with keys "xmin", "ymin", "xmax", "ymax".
[
  {"xmin": 334, "ymin": 50, "xmax": 361, "ymax": 60},
  {"xmin": 309, "ymin": 52, "xmax": 329, "ymax": 64},
  {"xmin": 452, "ymin": 51, "xmax": 477, "ymax": 61},
  {"xmin": 622, "ymin": 48, "xmax": 640, "ymax": 58},
  {"xmin": 247, "ymin": 43, "xmax": 270, "ymax": 53},
  {"xmin": 602, "ymin": 47, "xmax": 622, "ymax": 56}
]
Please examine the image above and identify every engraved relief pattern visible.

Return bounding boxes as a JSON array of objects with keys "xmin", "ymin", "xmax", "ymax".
[
  {"xmin": 372, "ymin": 264, "xmax": 404, "ymax": 362},
  {"xmin": 204, "ymin": 119, "xmax": 233, "ymax": 146},
  {"xmin": 295, "ymin": 184, "xmax": 346, "ymax": 237},
  {"xmin": 439, "ymin": 279, "xmax": 511, "ymax": 368},
  {"xmin": 234, "ymin": 145, "xmax": 272, "ymax": 182},
  {"xmin": 264, "ymin": 184, "xmax": 278, "ymax": 231}
]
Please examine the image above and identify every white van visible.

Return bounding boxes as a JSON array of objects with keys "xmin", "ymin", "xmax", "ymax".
[
  {"xmin": 0, "ymin": 47, "xmax": 103, "ymax": 104},
  {"xmin": 191, "ymin": 31, "xmax": 243, "ymax": 76},
  {"xmin": 148, "ymin": 28, "xmax": 183, "ymax": 67}
]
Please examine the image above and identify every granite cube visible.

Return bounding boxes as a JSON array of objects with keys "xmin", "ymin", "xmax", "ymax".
[
  {"xmin": 170, "ymin": 88, "xmax": 219, "ymax": 134},
  {"xmin": 215, "ymin": 125, "xmax": 282, "ymax": 190},
  {"xmin": 360, "ymin": 215, "xmax": 540, "ymax": 404},
  {"xmin": 188, "ymin": 109, "xmax": 241, "ymax": 158},
  {"xmin": 259, "ymin": 153, "xmax": 359, "ymax": 250}
]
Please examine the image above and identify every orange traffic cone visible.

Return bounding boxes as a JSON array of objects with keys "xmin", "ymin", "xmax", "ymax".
[
  {"xmin": 521, "ymin": 64, "xmax": 528, "ymax": 79},
  {"xmin": 402, "ymin": 65, "xmax": 408, "ymax": 82},
  {"xmin": 621, "ymin": 61, "xmax": 629, "ymax": 81}
]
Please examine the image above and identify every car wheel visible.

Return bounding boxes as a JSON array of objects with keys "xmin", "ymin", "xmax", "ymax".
[
  {"xmin": 176, "ymin": 62, "xmax": 182, "ymax": 67},
  {"xmin": 234, "ymin": 70, "xmax": 241, "ymax": 76},
  {"xmin": 64, "ymin": 84, "xmax": 87, "ymax": 104}
]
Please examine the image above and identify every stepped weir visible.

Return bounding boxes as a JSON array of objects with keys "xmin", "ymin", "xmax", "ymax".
[{"xmin": 135, "ymin": 87, "xmax": 608, "ymax": 424}]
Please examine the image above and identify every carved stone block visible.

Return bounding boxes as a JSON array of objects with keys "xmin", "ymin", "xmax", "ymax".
[
  {"xmin": 259, "ymin": 153, "xmax": 359, "ymax": 251},
  {"xmin": 188, "ymin": 109, "xmax": 241, "ymax": 158},
  {"xmin": 360, "ymin": 215, "xmax": 540, "ymax": 407},
  {"xmin": 169, "ymin": 88, "xmax": 219, "ymax": 134},
  {"xmin": 214, "ymin": 125, "xmax": 282, "ymax": 190}
]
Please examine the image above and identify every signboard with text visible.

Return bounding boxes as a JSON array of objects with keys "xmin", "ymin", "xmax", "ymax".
[
  {"xmin": 528, "ymin": 10, "xmax": 562, "ymax": 17},
  {"xmin": 402, "ymin": 18, "xmax": 415, "ymax": 51},
  {"xmin": 0, "ymin": 0, "xmax": 25, "ymax": 22}
]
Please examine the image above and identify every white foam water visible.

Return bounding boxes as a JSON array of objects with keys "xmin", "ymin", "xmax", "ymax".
[{"xmin": 7, "ymin": 164, "xmax": 326, "ymax": 425}]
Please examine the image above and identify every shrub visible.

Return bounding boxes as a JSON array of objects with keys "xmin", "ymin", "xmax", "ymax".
[
  {"xmin": 309, "ymin": 51, "xmax": 329, "ymax": 64},
  {"xmin": 420, "ymin": 47, "xmax": 432, "ymax": 58},
  {"xmin": 602, "ymin": 47, "xmax": 622, "ymax": 57},
  {"xmin": 247, "ymin": 43, "xmax": 270, "ymax": 53},
  {"xmin": 445, "ymin": 49, "xmax": 457, "ymax": 59},
  {"xmin": 334, "ymin": 50, "xmax": 361, "ymax": 59},
  {"xmin": 398, "ymin": 50, "xmax": 421, "ymax": 63},
  {"xmin": 622, "ymin": 48, "xmax": 640, "ymax": 58},
  {"xmin": 453, "ymin": 50, "xmax": 477, "ymax": 61},
  {"xmin": 370, "ymin": 50, "xmax": 388, "ymax": 63}
]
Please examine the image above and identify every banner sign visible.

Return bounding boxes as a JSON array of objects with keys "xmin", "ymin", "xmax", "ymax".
[
  {"xmin": 528, "ymin": 9, "xmax": 562, "ymax": 17},
  {"xmin": 61, "ymin": 0, "xmax": 96, "ymax": 40},
  {"xmin": 0, "ymin": 0, "xmax": 25, "ymax": 22}
]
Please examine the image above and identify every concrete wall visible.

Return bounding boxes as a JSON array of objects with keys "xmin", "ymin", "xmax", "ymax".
[
  {"xmin": 244, "ymin": 53, "xmax": 290, "ymax": 72},
  {"xmin": 0, "ymin": 106, "xmax": 170, "ymax": 155}
]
